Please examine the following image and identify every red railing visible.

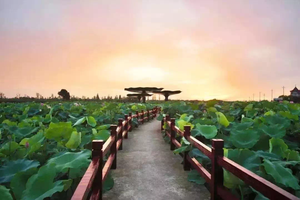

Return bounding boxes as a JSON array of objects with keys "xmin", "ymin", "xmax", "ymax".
[
  {"xmin": 72, "ymin": 107, "xmax": 159, "ymax": 200},
  {"xmin": 162, "ymin": 115, "xmax": 299, "ymax": 200}
]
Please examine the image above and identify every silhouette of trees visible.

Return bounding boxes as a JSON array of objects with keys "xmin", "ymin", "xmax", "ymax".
[
  {"xmin": 58, "ymin": 89, "xmax": 70, "ymax": 100},
  {"xmin": 0, "ymin": 93, "xmax": 5, "ymax": 99}
]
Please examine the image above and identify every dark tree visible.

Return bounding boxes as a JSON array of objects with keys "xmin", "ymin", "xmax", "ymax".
[
  {"xmin": 127, "ymin": 93, "xmax": 152, "ymax": 102},
  {"xmin": 125, "ymin": 87, "xmax": 163, "ymax": 103},
  {"xmin": 153, "ymin": 90, "xmax": 181, "ymax": 101},
  {"xmin": 58, "ymin": 89, "xmax": 70, "ymax": 100}
]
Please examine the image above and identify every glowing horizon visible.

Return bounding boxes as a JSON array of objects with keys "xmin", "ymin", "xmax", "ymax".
[{"xmin": 1, "ymin": 1, "xmax": 300, "ymax": 101}]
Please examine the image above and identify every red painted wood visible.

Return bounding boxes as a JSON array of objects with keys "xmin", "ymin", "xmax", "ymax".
[
  {"xmin": 122, "ymin": 130, "xmax": 127, "ymax": 138},
  {"xmin": 211, "ymin": 139, "xmax": 224, "ymax": 200},
  {"xmin": 90, "ymin": 140, "xmax": 104, "ymax": 200},
  {"xmin": 170, "ymin": 118, "xmax": 176, "ymax": 150},
  {"xmin": 188, "ymin": 136, "xmax": 212, "ymax": 159},
  {"xmin": 118, "ymin": 119, "xmax": 123, "ymax": 150},
  {"xmin": 173, "ymin": 126, "xmax": 184, "ymax": 137},
  {"xmin": 128, "ymin": 113, "xmax": 133, "ymax": 132},
  {"xmin": 102, "ymin": 136, "xmax": 113, "ymax": 156},
  {"xmin": 111, "ymin": 125, "xmax": 117, "ymax": 170},
  {"xmin": 165, "ymin": 130, "xmax": 171, "ymax": 138},
  {"xmin": 116, "ymin": 139, "xmax": 122, "ymax": 151},
  {"xmin": 71, "ymin": 157, "xmax": 100, "ymax": 200},
  {"xmin": 183, "ymin": 126, "xmax": 191, "ymax": 171},
  {"xmin": 218, "ymin": 157, "xmax": 299, "ymax": 200},
  {"xmin": 172, "ymin": 138, "xmax": 181, "ymax": 148},
  {"xmin": 102, "ymin": 153, "xmax": 115, "ymax": 183},
  {"xmin": 124, "ymin": 115, "xmax": 129, "ymax": 138},
  {"xmin": 147, "ymin": 110, "xmax": 150, "ymax": 121},
  {"xmin": 187, "ymin": 156, "xmax": 211, "ymax": 184},
  {"xmin": 217, "ymin": 185, "xmax": 239, "ymax": 200}
]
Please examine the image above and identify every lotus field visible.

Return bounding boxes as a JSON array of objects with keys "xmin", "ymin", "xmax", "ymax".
[
  {"xmin": 1, "ymin": 100, "xmax": 300, "ymax": 200},
  {"xmin": 158, "ymin": 100, "xmax": 300, "ymax": 199},
  {"xmin": 0, "ymin": 102, "xmax": 153, "ymax": 200}
]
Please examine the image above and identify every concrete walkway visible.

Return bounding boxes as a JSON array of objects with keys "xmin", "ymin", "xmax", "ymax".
[{"xmin": 103, "ymin": 120, "xmax": 210, "ymax": 200}]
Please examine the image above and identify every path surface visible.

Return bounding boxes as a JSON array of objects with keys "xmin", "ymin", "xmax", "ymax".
[{"xmin": 103, "ymin": 119, "xmax": 210, "ymax": 200}]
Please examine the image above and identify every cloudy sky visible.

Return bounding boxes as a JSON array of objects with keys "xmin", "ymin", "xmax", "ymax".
[{"xmin": 1, "ymin": 0, "xmax": 300, "ymax": 100}]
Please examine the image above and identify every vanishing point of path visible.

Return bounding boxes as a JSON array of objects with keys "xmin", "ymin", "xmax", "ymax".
[{"xmin": 103, "ymin": 120, "xmax": 210, "ymax": 200}]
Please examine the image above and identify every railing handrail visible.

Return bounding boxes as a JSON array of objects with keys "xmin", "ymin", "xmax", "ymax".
[
  {"xmin": 72, "ymin": 106, "xmax": 160, "ymax": 200},
  {"xmin": 162, "ymin": 115, "xmax": 299, "ymax": 200}
]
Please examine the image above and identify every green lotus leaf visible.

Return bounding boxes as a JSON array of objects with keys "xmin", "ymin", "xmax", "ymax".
[
  {"xmin": 44, "ymin": 122, "xmax": 74, "ymax": 141},
  {"xmin": 65, "ymin": 131, "xmax": 81, "ymax": 149},
  {"xmin": 86, "ymin": 116, "xmax": 97, "ymax": 127},
  {"xmin": 251, "ymin": 187, "xmax": 269, "ymax": 200},
  {"xmin": 216, "ymin": 112, "xmax": 230, "ymax": 127},
  {"xmin": 2, "ymin": 119, "xmax": 17, "ymax": 126},
  {"xmin": 263, "ymin": 159, "xmax": 300, "ymax": 190},
  {"xmin": 269, "ymin": 138, "xmax": 288, "ymax": 158},
  {"xmin": 241, "ymin": 117, "xmax": 253, "ymax": 123},
  {"xmin": 206, "ymin": 99, "xmax": 218, "ymax": 107},
  {"xmin": 188, "ymin": 170, "xmax": 206, "ymax": 184},
  {"xmin": 96, "ymin": 124, "xmax": 110, "ymax": 130},
  {"xmin": 191, "ymin": 123, "xmax": 217, "ymax": 139},
  {"xmin": 73, "ymin": 117, "xmax": 86, "ymax": 126},
  {"xmin": 227, "ymin": 149, "xmax": 261, "ymax": 171},
  {"xmin": 173, "ymin": 145, "xmax": 192, "ymax": 154},
  {"xmin": 189, "ymin": 148, "xmax": 211, "ymax": 166},
  {"xmin": 156, "ymin": 114, "xmax": 164, "ymax": 121},
  {"xmin": 0, "ymin": 185, "xmax": 13, "ymax": 200},
  {"xmin": 224, "ymin": 149, "xmax": 261, "ymax": 189},
  {"xmin": 255, "ymin": 151, "xmax": 281, "ymax": 161},
  {"xmin": 93, "ymin": 129, "xmax": 110, "ymax": 141},
  {"xmin": 20, "ymin": 131, "xmax": 44, "ymax": 155},
  {"xmin": 261, "ymin": 124, "xmax": 286, "ymax": 138},
  {"xmin": 207, "ymin": 107, "xmax": 217, "ymax": 113},
  {"xmin": 47, "ymin": 150, "xmax": 91, "ymax": 172},
  {"xmin": 5, "ymin": 126, "xmax": 40, "ymax": 141},
  {"xmin": 285, "ymin": 150, "xmax": 300, "ymax": 161},
  {"xmin": 264, "ymin": 110, "xmax": 275, "ymax": 116},
  {"xmin": 272, "ymin": 161, "xmax": 300, "ymax": 167},
  {"xmin": 230, "ymin": 128, "xmax": 260, "ymax": 149},
  {"xmin": 279, "ymin": 111, "xmax": 299, "ymax": 121},
  {"xmin": 264, "ymin": 115, "xmax": 290, "ymax": 128},
  {"xmin": 22, "ymin": 163, "xmax": 66, "ymax": 200},
  {"xmin": 0, "ymin": 159, "xmax": 40, "ymax": 183},
  {"xmin": 0, "ymin": 141, "xmax": 20, "ymax": 155},
  {"xmin": 103, "ymin": 173, "xmax": 114, "ymax": 193},
  {"xmin": 244, "ymin": 104, "xmax": 253, "ymax": 111},
  {"xmin": 10, "ymin": 167, "xmax": 38, "ymax": 200},
  {"xmin": 224, "ymin": 169, "xmax": 244, "ymax": 189},
  {"xmin": 176, "ymin": 119, "xmax": 194, "ymax": 131},
  {"xmin": 62, "ymin": 179, "xmax": 73, "ymax": 191}
]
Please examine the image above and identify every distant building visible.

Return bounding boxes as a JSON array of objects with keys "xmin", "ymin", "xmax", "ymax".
[{"xmin": 290, "ymin": 87, "xmax": 300, "ymax": 97}]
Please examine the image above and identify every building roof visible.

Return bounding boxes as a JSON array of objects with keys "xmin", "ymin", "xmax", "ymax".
[{"xmin": 291, "ymin": 87, "xmax": 299, "ymax": 92}]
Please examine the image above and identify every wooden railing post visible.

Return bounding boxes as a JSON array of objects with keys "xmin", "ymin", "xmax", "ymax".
[
  {"xmin": 124, "ymin": 115, "xmax": 129, "ymax": 139},
  {"xmin": 129, "ymin": 113, "xmax": 132, "ymax": 131},
  {"xmin": 147, "ymin": 110, "xmax": 150, "ymax": 121},
  {"xmin": 170, "ymin": 118, "xmax": 176, "ymax": 150},
  {"xmin": 161, "ymin": 117, "xmax": 164, "ymax": 130},
  {"xmin": 110, "ymin": 125, "xmax": 117, "ymax": 169},
  {"xmin": 211, "ymin": 139, "xmax": 224, "ymax": 200},
  {"xmin": 91, "ymin": 140, "xmax": 104, "ymax": 200},
  {"xmin": 141, "ymin": 110, "xmax": 144, "ymax": 124},
  {"xmin": 118, "ymin": 119, "xmax": 123, "ymax": 150},
  {"xmin": 183, "ymin": 126, "xmax": 191, "ymax": 171}
]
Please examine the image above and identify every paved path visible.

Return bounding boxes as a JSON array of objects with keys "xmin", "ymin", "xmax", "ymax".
[{"xmin": 103, "ymin": 120, "xmax": 210, "ymax": 200}]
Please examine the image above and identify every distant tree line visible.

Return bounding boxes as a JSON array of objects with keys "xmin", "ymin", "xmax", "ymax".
[{"xmin": 0, "ymin": 89, "xmax": 144, "ymax": 103}]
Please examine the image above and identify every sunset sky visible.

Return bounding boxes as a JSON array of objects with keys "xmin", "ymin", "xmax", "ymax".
[{"xmin": 1, "ymin": 0, "xmax": 300, "ymax": 100}]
